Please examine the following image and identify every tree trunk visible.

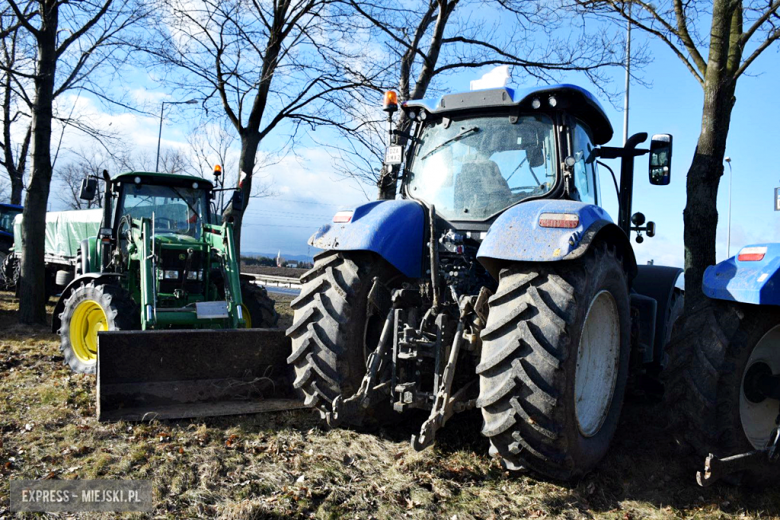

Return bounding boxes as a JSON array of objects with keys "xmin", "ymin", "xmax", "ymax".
[
  {"xmin": 18, "ymin": 2, "xmax": 58, "ymax": 325},
  {"xmin": 222, "ymin": 129, "xmax": 260, "ymax": 257},
  {"xmin": 682, "ymin": 80, "xmax": 736, "ymax": 313},
  {"xmin": 10, "ymin": 173, "xmax": 23, "ymax": 205}
]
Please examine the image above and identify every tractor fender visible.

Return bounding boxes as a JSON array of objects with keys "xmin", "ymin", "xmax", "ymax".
[
  {"xmin": 308, "ymin": 200, "xmax": 425, "ymax": 278},
  {"xmin": 477, "ymin": 199, "xmax": 637, "ymax": 280},
  {"xmin": 703, "ymin": 243, "xmax": 780, "ymax": 306},
  {"xmin": 51, "ymin": 273, "xmax": 126, "ymax": 334}
]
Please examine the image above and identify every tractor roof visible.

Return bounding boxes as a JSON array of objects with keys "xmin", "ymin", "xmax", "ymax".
[
  {"xmin": 0, "ymin": 203, "xmax": 22, "ymax": 210},
  {"xmin": 112, "ymin": 171, "xmax": 214, "ymax": 188},
  {"xmin": 403, "ymin": 84, "xmax": 613, "ymax": 145}
]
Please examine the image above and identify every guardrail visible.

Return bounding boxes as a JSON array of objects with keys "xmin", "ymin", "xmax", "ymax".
[{"xmin": 242, "ymin": 272, "xmax": 301, "ymax": 289}]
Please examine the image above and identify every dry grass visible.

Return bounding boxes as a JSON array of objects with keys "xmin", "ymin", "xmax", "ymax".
[{"xmin": 1, "ymin": 290, "xmax": 780, "ymax": 519}]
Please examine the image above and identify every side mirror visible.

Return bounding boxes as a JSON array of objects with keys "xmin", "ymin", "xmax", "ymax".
[
  {"xmin": 231, "ymin": 190, "xmax": 244, "ymax": 211},
  {"xmin": 80, "ymin": 178, "xmax": 97, "ymax": 201},
  {"xmin": 649, "ymin": 134, "xmax": 672, "ymax": 185}
]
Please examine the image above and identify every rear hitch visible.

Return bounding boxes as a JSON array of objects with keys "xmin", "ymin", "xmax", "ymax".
[
  {"xmin": 696, "ymin": 426, "xmax": 780, "ymax": 486},
  {"xmin": 697, "ymin": 450, "xmax": 766, "ymax": 487},
  {"xmin": 325, "ymin": 304, "xmax": 395, "ymax": 428},
  {"xmin": 410, "ymin": 289, "xmax": 490, "ymax": 451}
]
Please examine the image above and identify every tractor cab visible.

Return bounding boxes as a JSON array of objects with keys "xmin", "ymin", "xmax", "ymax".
[
  {"xmin": 399, "ymin": 85, "xmax": 670, "ymax": 235},
  {"xmin": 110, "ymin": 172, "xmax": 213, "ymax": 240}
]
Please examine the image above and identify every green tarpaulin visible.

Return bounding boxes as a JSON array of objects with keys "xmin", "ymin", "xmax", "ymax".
[{"xmin": 14, "ymin": 209, "xmax": 102, "ymax": 259}]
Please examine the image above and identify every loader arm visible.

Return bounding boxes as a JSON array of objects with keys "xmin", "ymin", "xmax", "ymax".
[
  {"xmin": 204, "ymin": 222, "xmax": 244, "ymax": 328},
  {"xmin": 139, "ymin": 218, "xmax": 157, "ymax": 329}
]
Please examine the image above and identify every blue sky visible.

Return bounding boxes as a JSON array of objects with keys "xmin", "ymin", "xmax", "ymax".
[{"xmin": 40, "ymin": 12, "xmax": 780, "ymax": 265}]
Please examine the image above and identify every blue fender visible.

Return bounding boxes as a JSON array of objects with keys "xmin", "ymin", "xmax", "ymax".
[
  {"xmin": 309, "ymin": 200, "xmax": 425, "ymax": 278},
  {"xmin": 703, "ymin": 243, "xmax": 780, "ymax": 306},
  {"xmin": 477, "ymin": 199, "xmax": 637, "ymax": 278}
]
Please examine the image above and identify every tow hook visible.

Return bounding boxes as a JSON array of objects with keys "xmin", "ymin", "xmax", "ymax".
[{"xmin": 697, "ymin": 410, "xmax": 780, "ymax": 486}]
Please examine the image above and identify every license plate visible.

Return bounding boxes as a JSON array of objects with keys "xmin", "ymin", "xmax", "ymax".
[
  {"xmin": 384, "ymin": 145, "xmax": 404, "ymax": 165},
  {"xmin": 196, "ymin": 301, "xmax": 229, "ymax": 319}
]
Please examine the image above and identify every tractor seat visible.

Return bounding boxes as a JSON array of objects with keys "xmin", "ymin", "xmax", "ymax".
[{"xmin": 454, "ymin": 161, "xmax": 512, "ymax": 217}]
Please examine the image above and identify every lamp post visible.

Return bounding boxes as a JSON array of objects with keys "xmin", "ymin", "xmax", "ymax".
[
  {"xmin": 622, "ymin": 3, "xmax": 632, "ymax": 145},
  {"xmin": 725, "ymin": 156, "xmax": 733, "ymax": 258},
  {"xmin": 155, "ymin": 99, "xmax": 198, "ymax": 172}
]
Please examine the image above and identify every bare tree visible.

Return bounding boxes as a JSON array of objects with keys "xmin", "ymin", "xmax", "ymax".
[
  {"xmin": 0, "ymin": 16, "xmax": 32, "ymax": 205},
  {"xmin": 146, "ymin": 0, "xmax": 383, "ymax": 253},
  {"xmin": 186, "ymin": 121, "xmax": 273, "ymax": 209},
  {"xmin": 323, "ymin": 0, "xmax": 634, "ymax": 198},
  {"xmin": 55, "ymin": 146, "xmax": 192, "ymax": 210},
  {"xmin": 4, "ymin": 0, "xmax": 149, "ymax": 324},
  {"xmin": 571, "ymin": 0, "xmax": 780, "ymax": 309},
  {"xmin": 54, "ymin": 154, "xmax": 104, "ymax": 209},
  {"xmin": 119, "ymin": 147, "xmax": 188, "ymax": 175}
]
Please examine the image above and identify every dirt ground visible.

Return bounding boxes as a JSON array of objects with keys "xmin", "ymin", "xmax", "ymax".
[{"xmin": 1, "ymin": 290, "xmax": 779, "ymax": 519}]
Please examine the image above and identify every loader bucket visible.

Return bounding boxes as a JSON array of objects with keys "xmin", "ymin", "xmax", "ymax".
[{"xmin": 96, "ymin": 329, "xmax": 305, "ymax": 422}]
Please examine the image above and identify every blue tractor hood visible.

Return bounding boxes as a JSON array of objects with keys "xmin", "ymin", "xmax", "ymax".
[{"xmin": 704, "ymin": 243, "xmax": 780, "ymax": 306}]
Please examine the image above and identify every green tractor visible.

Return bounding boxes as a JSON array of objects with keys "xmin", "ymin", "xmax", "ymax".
[{"xmin": 51, "ymin": 169, "xmax": 278, "ymax": 374}]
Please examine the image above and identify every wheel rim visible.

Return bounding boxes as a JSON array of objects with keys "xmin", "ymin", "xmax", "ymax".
[
  {"xmin": 69, "ymin": 300, "xmax": 107, "ymax": 363},
  {"xmin": 241, "ymin": 304, "xmax": 252, "ymax": 328},
  {"xmin": 740, "ymin": 324, "xmax": 780, "ymax": 449},
  {"xmin": 574, "ymin": 290, "xmax": 621, "ymax": 438}
]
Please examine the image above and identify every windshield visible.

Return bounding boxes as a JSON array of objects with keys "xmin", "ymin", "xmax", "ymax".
[
  {"xmin": 0, "ymin": 207, "xmax": 21, "ymax": 234},
  {"xmin": 406, "ymin": 113, "xmax": 557, "ymax": 220},
  {"xmin": 119, "ymin": 183, "xmax": 208, "ymax": 238}
]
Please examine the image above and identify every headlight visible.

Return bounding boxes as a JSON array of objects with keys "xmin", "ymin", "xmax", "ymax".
[
  {"xmin": 164, "ymin": 270, "xmax": 179, "ymax": 280},
  {"xmin": 186, "ymin": 270, "xmax": 199, "ymax": 280}
]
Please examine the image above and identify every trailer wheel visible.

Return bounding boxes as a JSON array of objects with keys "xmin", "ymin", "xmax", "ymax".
[
  {"xmin": 286, "ymin": 251, "xmax": 398, "ymax": 417},
  {"xmin": 58, "ymin": 281, "xmax": 140, "ymax": 374},
  {"xmin": 477, "ymin": 243, "xmax": 631, "ymax": 480},
  {"xmin": 669, "ymin": 301, "xmax": 780, "ymax": 483},
  {"xmin": 240, "ymin": 281, "xmax": 279, "ymax": 328}
]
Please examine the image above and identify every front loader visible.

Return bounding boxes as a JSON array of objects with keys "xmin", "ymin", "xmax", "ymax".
[
  {"xmin": 287, "ymin": 83, "xmax": 682, "ymax": 480},
  {"xmin": 51, "ymin": 169, "xmax": 299, "ymax": 421}
]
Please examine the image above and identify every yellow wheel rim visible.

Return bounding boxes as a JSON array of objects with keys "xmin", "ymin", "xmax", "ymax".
[
  {"xmin": 69, "ymin": 300, "xmax": 108, "ymax": 363},
  {"xmin": 241, "ymin": 304, "xmax": 252, "ymax": 328}
]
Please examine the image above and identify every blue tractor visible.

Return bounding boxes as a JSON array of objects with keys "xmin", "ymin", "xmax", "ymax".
[
  {"xmin": 287, "ymin": 84, "xmax": 682, "ymax": 480},
  {"xmin": 670, "ymin": 244, "xmax": 780, "ymax": 486},
  {"xmin": 0, "ymin": 203, "xmax": 22, "ymax": 289}
]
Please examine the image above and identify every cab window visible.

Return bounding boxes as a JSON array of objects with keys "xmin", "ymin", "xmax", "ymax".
[{"xmin": 571, "ymin": 120, "xmax": 598, "ymax": 205}]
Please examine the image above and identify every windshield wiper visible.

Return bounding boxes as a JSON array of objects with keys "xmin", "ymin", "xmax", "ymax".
[{"xmin": 420, "ymin": 126, "xmax": 479, "ymax": 160}]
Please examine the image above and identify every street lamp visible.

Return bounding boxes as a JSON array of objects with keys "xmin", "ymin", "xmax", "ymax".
[
  {"xmin": 155, "ymin": 99, "xmax": 198, "ymax": 172},
  {"xmin": 725, "ymin": 156, "xmax": 733, "ymax": 258}
]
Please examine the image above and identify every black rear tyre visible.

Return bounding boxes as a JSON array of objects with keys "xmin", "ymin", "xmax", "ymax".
[
  {"xmin": 240, "ymin": 281, "xmax": 279, "ymax": 328},
  {"xmin": 477, "ymin": 243, "xmax": 631, "ymax": 480},
  {"xmin": 666, "ymin": 300, "xmax": 780, "ymax": 484},
  {"xmin": 58, "ymin": 281, "xmax": 140, "ymax": 374},
  {"xmin": 286, "ymin": 251, "xmax": 398, "ymax": 418}
]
